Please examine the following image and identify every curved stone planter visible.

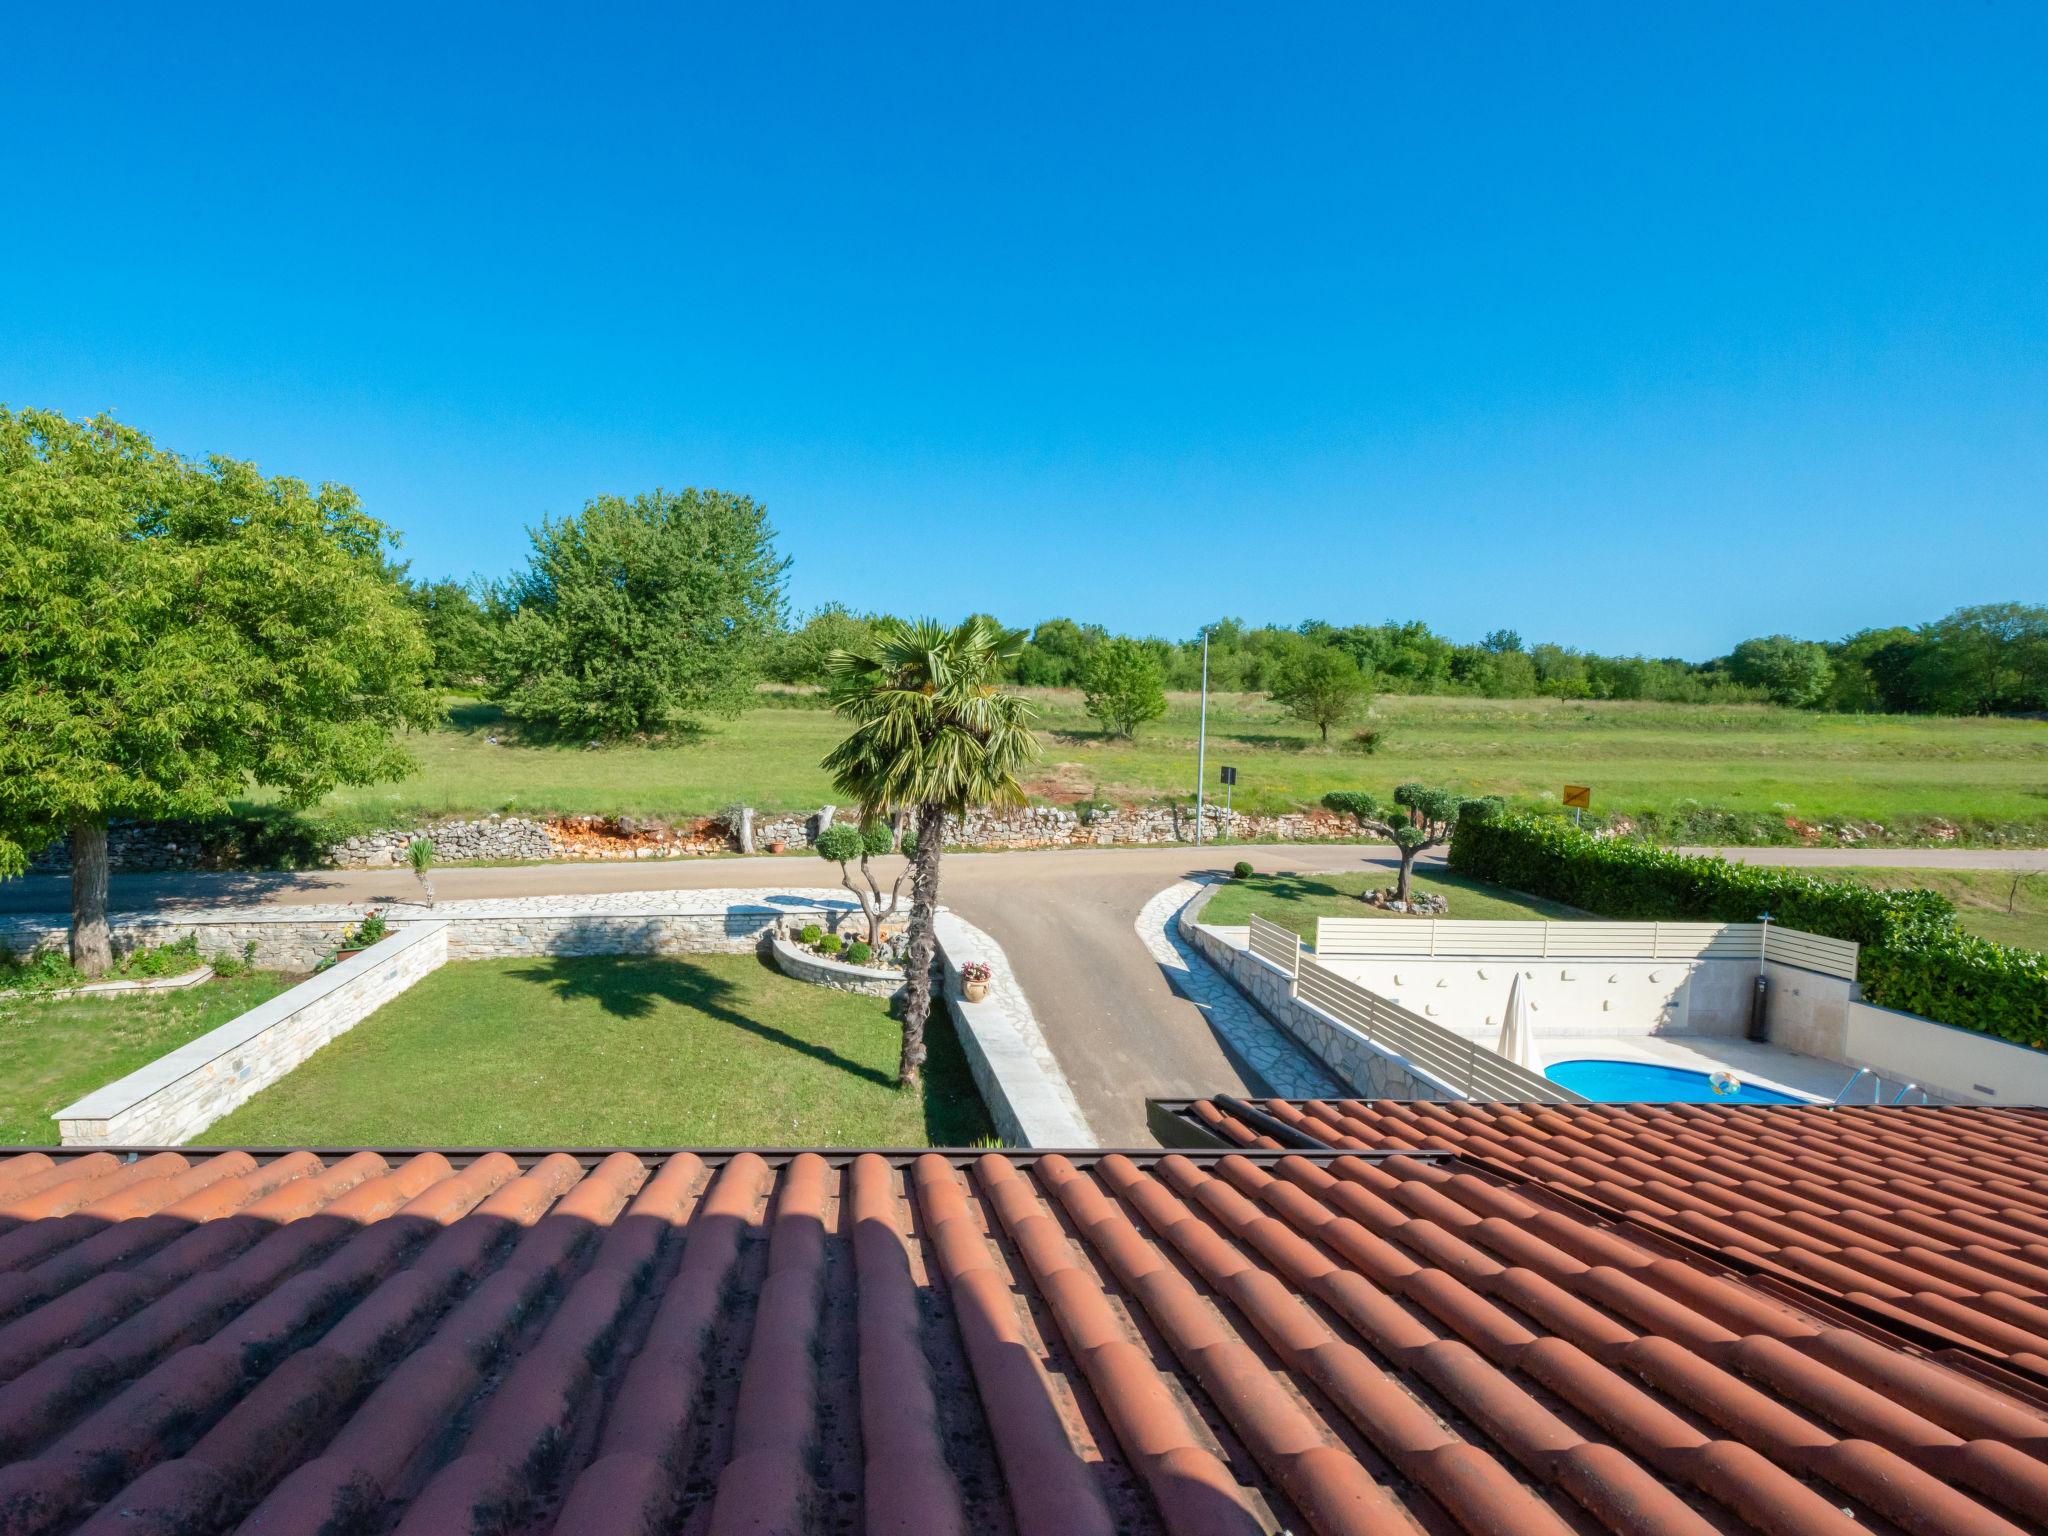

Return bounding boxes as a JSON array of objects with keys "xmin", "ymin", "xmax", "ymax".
[{"xmin": 769, "ymin": 934, "xmax": 905, "ymax": 998}]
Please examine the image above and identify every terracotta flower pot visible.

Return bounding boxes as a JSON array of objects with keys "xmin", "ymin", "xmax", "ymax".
[
  {"xmin": 963, "ymin": 980, "xmax": 989, "ymax": 1004},
  {"xmin": 767, "ymin": 839, "xmax": 786, "ymax": 854}
]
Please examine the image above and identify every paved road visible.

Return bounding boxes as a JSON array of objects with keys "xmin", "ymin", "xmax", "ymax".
[{"xmin": 7, "ymin": 840, "xmax": 2040, "ymax": 1144}]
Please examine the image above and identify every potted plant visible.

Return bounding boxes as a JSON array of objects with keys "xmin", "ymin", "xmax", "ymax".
[
  {"xmin": 767, "ymin": 838, "xmax": 787, "ymax": 855},
  {"xmin": 960, "ymin": 960, "xmax": 992, "ymax": 1004}
]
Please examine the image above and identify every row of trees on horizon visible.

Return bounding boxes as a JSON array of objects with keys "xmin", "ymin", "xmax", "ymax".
[{"xmin": 408, "ymin": 557, "xmax": 2048, "ymax": 726}]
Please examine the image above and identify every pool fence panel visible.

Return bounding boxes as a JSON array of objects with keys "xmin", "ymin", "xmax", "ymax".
[
  {"xmin": 1247, "ymin": 914, "xmax": 1302, "ymax": 977},
  {"xmin": 1313, "ymin": 917, "xmax": 1858, "ymax": 980}
]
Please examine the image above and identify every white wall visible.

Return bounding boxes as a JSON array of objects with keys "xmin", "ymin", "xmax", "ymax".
[
  {"xmin": 1841, "ymin": 1002, "xmax": 2048, "ymax": 1107},
  {"xmin": 1318, "ymin": 955, "xmax": 1764, "ymax": 1038}
]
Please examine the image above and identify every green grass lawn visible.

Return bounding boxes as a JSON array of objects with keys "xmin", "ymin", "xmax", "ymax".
[
  {"xmin": 0, "ymin": 975, "xmax": 296, "ymax": 1146},
  {"xmin": 243, "ymin": 690, "xmax": 2048, "ymax": 841},
  {"xmin": 1758, "ymin": 867, "xmax": 2048, "ymax": 954},
  {"xmin": 1200, "ymin": 868, "xmax": 1587, "ymax": 941},
  {"xmin": 200, "ymin": 954, "xmax": 994, "ymax": 1147}
]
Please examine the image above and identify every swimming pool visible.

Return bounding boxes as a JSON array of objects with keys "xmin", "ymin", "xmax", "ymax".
[{"xmin": 1546, "ymin": 1059, "xmax": 1806, "ymax": 1105}]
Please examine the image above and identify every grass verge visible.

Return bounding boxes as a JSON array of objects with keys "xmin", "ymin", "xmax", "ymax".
[
  {"xmin": 0, "ymin": 975, "xmax": 297, "ymax": 1145},
  {"xmin": 200, "ymin": 954, "xmax": 994, "ymax": 1147},
  {"xmin": 1200, "ymin": 869, "xmax": 1586, "ymax": 940}
]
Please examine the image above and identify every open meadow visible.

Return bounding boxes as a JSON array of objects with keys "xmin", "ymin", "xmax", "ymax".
[{"xmin": 250, "ymin": 690, "xmax": 2048, "ymax": 845}]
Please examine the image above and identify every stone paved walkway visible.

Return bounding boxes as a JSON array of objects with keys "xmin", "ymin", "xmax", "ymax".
[{"xmin": 1133, "ymin": 880, "xmax": 1344, "ymax": 1099}]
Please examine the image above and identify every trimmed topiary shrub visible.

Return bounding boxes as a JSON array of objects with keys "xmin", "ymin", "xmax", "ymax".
[
  {"xmin": 845, "ymin": 940, "xmax": 873, "ymax": 966},
  {"xmin": 1232, "ymin": 860, "xmax": 1254, "ymax": 880},
  {"xmin": 1449, "ymin": 812, "xmax": 2047, "ymax": 1049},
  {"xmin": 799, "ymin": 923, "xmax": 824, "ymax": 946},
  {"xmin": 819, "ymin": 933, "xmax": 842, "ymax": 955}
]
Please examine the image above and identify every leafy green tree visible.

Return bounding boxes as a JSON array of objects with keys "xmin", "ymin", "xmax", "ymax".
[
  {"xmin": 1081, "ymin": 636, "xmax": 1167, "ymax": 738},
  {"xmin": 1322, "ymin": 785, "xmax": 1498, "ymax": 903},
  {"xmin": 1726, "ymin": 635, "xmax": 1834, "ymax": 708},
  {"xmin": 402, "ymin": 574, "xmax": 495, "ymax": 687},
  {"xmin": 822, "ymin": 616, "xmax": 1039, "ymax": 1085},
  {"xmin": 1014, "ymin": 617, "xmax": 1106, "ymax": 687},
  {"xmin": 1826, "ymin": 626, "xmax": 1921, "ymax": 712},
  {"xmin": 769, "ymin": 603, "xmax": 882, "ymax": 685},
  {"xmin": 813, "ymin": 820, "xmax": 917, "ymax": 947},
  {"xmin": 0, "ymin": 408, "xmax": 436, "ymax": 971},
  {"xmin": 1910, "ymin": 603, "xmax": 2048, "ymax": 714},
  {"xmin": 488, "ymin": 487, "xmax": 787, "ymax": 738},
  {"xmin": 1268, "ymin": 641, "xmax": 1369, "ymax": 743}
]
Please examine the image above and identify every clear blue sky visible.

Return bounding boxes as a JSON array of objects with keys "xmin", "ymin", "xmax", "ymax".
[{"xmin": 5, "ymin": 3, "xmax": 2042, "ymax": 658}]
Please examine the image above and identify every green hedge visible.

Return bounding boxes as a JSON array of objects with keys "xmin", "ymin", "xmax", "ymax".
[{"xmin": 1449, "ymin": 812, "xmax": 2048, "ymax": 1050}]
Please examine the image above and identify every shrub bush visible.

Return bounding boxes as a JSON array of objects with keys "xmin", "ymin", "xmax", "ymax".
[
  {"xmin": 799, "ymin": 923, "xmax": 824, "ymax": 946},
  {"xmin": 1232, "ymin": 860, "xmax": 1254, "ymax": 880},
  {"xmin": 1349, "ymin": 727, "xmax": 1383, "ymax": 754},
  {"xmin": 1449, "ymin": 812, "xmax": 2047, "ymax": 1048},
  {"xmin": 845, "ymin": 940, "xmax": 873, "ymax": 966},
  {"xmin": 343, "ymin": 911, "xmax": 389, "ymax": 949},
  {"xmin": 1448, "ymin": 813, "xmax": 1949, "ymax": 941},
  {"xmin": 819, "ymin": 933, "xmax": 842, "ymax": 955},
  {"xmin": 122, "ymin": 934, "xmax": 203, "ymax": 978}
]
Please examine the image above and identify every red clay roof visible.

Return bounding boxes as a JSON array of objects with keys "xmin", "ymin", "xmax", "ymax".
[
  {"xmin": 1179, "ymin": 1097, "xmax": 2048, "ymax": 1380},
  {"xmin": 1, "ymin": 1140, "xmax": 2046, "ymax": 1535}
]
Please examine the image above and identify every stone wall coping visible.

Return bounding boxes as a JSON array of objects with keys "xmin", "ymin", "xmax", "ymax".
[
  {"xmin": 54, "ymin": 923, "xmax": 449, "ymax": 1122},
  {"xmin": 34, "ymin": 967, "xmax": 215, "ymax": 1000}
]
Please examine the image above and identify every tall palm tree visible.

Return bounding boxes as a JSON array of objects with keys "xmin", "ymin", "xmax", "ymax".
[{"xmin": 822, "ymin": 616, "xmax": 1039, "ymax": 1086}]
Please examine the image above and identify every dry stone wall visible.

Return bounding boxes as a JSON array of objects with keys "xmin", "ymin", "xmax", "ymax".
[{"xmin": 28, "ymin": 804, "xmax": 1361, "ymax": 875}]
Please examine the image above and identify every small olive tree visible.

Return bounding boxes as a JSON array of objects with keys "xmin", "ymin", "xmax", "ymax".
[
  {"xmin": 1322, "ymin": 785, "xmax": 1501, "ymax": 902},
  {"xmin": 813, "ymin": 821, "xmax": 917, "ymax": 948}
]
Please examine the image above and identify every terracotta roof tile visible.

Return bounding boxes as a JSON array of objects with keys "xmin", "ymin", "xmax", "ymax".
[
  {"xmin": 0, "ymin": 1139, "xmax": 2042, "ymax": 1535},
  {"xmin": 1177, "ymin": 1097, "xmax": 2048, "ymax": 1379}
]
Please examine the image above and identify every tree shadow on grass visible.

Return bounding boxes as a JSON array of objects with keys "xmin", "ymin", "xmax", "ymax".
[{"xmin": 505, "ymin": 954, "xmax": 895, "ymax": 1091}]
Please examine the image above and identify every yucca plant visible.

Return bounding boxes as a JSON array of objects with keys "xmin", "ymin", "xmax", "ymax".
[
  {"xmin": 405, "ymin": 836, "xmax": 436, "ymax": 907},
  {"xmin": 822, "ymin": 616, "xmax": 1039, "ymax": 1086}
]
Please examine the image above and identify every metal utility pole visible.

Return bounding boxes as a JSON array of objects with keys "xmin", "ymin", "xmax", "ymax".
[{"xmin": 1194, "ymin": 631, "xmax": 1210, "ymax": 848}]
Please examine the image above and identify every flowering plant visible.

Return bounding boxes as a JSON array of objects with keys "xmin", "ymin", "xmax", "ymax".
[{"xmin": 960, "ymin": 961, "xmax": 993, "ymax": 985}]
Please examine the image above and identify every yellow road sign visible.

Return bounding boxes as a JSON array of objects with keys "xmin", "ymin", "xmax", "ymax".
[{"xmin": 1562, "ymin": 784, "xmax": 1592, "ymax": 809}]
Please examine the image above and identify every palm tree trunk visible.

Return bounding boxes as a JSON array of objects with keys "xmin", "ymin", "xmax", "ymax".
[
  {"xmin": 897, "ymin": 803, "xmax": 947, "ymax": 1086},
  {"xmin": 70, "ymin": 822, "xmax": 113, "ymax": 975}
]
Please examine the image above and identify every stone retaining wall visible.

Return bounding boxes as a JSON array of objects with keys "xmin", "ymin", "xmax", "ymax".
[
  {"xmin": 56, "ymin": 923, "xmax": 450, "ymax": 1145},
  {"xmin": 0, "ymin": 894, "xmax": 855, "ymax": 972},
  {"xmin": 29, "ymin": 804, "xmax": 1362, "ymax": 875}
]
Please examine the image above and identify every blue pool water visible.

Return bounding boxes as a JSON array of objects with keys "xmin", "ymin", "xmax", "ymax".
[{"xmin": 1546, "ymin": 1059, "xmax": 1805, "ymax": 1105}]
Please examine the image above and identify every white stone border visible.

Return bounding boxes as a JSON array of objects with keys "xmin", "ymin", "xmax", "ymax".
[
  {"xmin": 29, "ymin": 966, "xmax": 214, "ymax": 1001},
  {"xmin": 935, "ymin": 910, "xmax": 1095, "ymax": 1147},
  {"xmin": 56, "ymin": 923, "xmax": 451, "ymax": 1145},
  {"xmin": 768, "ymin": 933, "xmax": 905, "ymax": 997}
]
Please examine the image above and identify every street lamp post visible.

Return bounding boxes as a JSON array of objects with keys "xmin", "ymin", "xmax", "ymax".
[{"xmin": 1193, "ymin": 631, "xmax": 1210, "ymax": 848}]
